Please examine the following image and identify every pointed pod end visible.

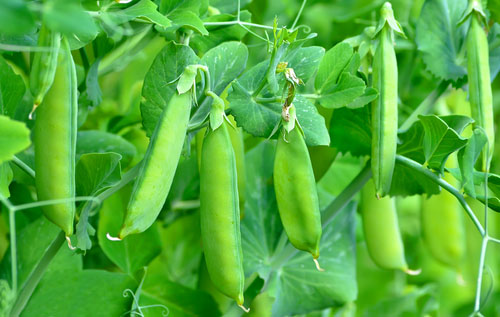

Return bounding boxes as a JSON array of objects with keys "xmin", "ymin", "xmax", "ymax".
[
  {"xmin": 404, "ymin": 267, "xmax": 422, "ymax": 276},
  {"xmin": 66, "ymin": 236, "xmax": 76, "ymax": 250},
  {"xmin": 313, "ymin": 258, "xmax": 325, "ymax": 272},
  {"xmin": 106, "ymin": 232, "xmax": 122, "ymax": 241},
  {"xmin": 238, "ymin": 304, "xmax": 250, "ymax": 313}
]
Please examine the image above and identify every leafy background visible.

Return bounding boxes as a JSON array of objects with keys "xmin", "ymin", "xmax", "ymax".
[{"xmin": 1, "ymin": 0, "xmax": 500, "ymax": 316}]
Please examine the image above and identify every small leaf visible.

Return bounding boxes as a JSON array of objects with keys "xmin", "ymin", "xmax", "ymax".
[
  {"xmin": 317, "ymin": 72, "xmax": 366, "ymax": 109},
  {"xmin": 315, "ymin": 42, "xmax": 354, "ymax": 93},
  {"xmin": 0, "ymin": 163, "xmax": 13, "ymax": 198},
  {"xmin": 458, "ymin": 128, "xmax": 488, "ymax": 198},
  {"xmin": 476, "ymin": 196, "xmax": 500, "ymax": 213},
  {"xmin": 0, "ymin": 55, "xmax": 26, "ymax": 119},
  {"xmin": 77, "ymin": 130, "xmax": 137, "ymax": 168},
  {"xmin": 75, "ymin": 152, "xmax": 122, "ymax": 197},
  {"xmin": 0, "ymin": 115, "xmax": 31, "ymax": 165},
  {"xmin": 167, "ymin": 10, "xmax": 208, "ymax": 35},
  {"xmin": 113, "ymin": 0, "xmax": 171, "ymax": 28}
]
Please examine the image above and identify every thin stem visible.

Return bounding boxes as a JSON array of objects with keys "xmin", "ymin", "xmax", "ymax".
[
  {"xmin": 203, "ymin": 21, "xmax": 274, "ymax": 30},
  {"xmin": 12, "ymin": 196, "xmax": 98, "ymax": 212},
  {"xmin": 291, "ymin": 0, "xmax": 307, "ymax": 30},
  {"xmin": 255, "ymin": 96, "xmax": 283, "ymax": 103},
  {"xmin": 473, "ymin": 237, "xmax": 488, "ymax": 313},
  {"xmin": 171, "ymin": 200, "xmax": 200, "ymax": 210},
  {"xmin": 9, "ymin": 231, "xmax": 65, "ymax": 317},
  {"xmin": 9, "ymin": 207, "xmax": 17, "ymax": 295},
  {"xmin": 298, "ymin": 93, "xmax": 320, "ymax": 99},
  {"xmin": 395, "ymin": 155, "xmax": 486, "ymax": 236},
  {"xmin": 96, "ymin": 162, "xmax": 141, "ymax": 202},
  {"xmin": 398, "ymin": 81, "xmax": 449, "ymax": 131},
  {"xmin": 487, "ymin": 236, "xmax": 500, "ymax": 244},
  {"xmin": 12, "ymin": 156, "xmax": 35, "ymax": 179}
]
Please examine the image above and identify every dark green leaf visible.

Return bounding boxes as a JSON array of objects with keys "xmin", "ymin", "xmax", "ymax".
[
  {"xmin": 329, "ymin": 106, "xmax": 371, "ymax": 157},
  {"xmin": 43, "ymin": 0, "xmax": 99, "ymax": 41},
  {"xmin": 167, "ymin": 10, "xmax": 208, "ymax": 35},
  {"xmin": 458, "ymin": 128, "xmax": 487, "ymax": 198},
  {"xmin": 75, "ymin": 153, "xmax": 122, "ymax": 197},
  {"xmin": 318, "ymin": 72, "xmax": 366, "ymax": 109},
  {"xmin": 77, "ymin": 131, "xmax": 137, "ymax": 168},
  {"xmin": 315, "ymin": 42, "xmax": 355, "ymax": 93},
  {"xmin": 0, "ymin": 56, "xmax": 26, "ymax": 118}
]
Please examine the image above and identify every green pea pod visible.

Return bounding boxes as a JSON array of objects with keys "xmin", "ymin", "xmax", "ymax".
[
  {"xmin": 467, "ymin": 10, "xmax": 494, "ymax": 168},
  {"xmin": 34, "ymin": 37, "xmax": 77, "ymax": 237},
  {"xmin": 30, "ymin": 24, "xmax": 61, "ymax": 111},
  {"xmin": 248, "ymin": 292, "xmax": 274, "ymax": 317},
  {"xmin": 421, "ymin": 163, "xmax": 465, "ymax": 268},
  {"xmin": 371, "ymin": 3, "xmax": 400, "ymax": 197},
  {"xmin": 119, "ymin": 92, "xmax": 191, "ymax": 239},
  {"xmin": 200, "ymin": 119, "xmax": 246, "ymax": 309},
  {"xmin": 274, "ymin": 125, "xmax": 322, "ymax": 263},
  {"xmin": 360, "ymin": 178, "xmax": 407, "ymax": 271}
]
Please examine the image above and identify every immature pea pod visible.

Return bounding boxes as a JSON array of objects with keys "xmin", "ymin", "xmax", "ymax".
[
  {"xmin": 274, "ymin": 105, "xmax": 323, "ymax": 267},
  {"xmin": 200, "ymin": 105, "xmax": 246, "ymax": 310},
  {"xmin": 360, "ymin": 178, "xmax": 407, "ymax": 271},
  {"xmin": 371, "ymin": 2, "xmax": 403, "ymax": 197},
  {"xmin": 227, "ymin": 115, "xmax": 246, "ymax": 216},
  {"xmin": 30, "ymin": 24, "xmax": 61, "ymax": 113},
  {"xmin": 34, "ymin": 37, "xmax": 77, "ymax": 237},
  {"xmin": 119, "ymin": 91, "xmax": 192, "ymax": 239},
  {"xmin": 466, "ymin": 4, "xmax": 494, "ymax": 168},
  {"xmin": 421, "ymin": 160, "xmax": 465, "ymax": 268}
]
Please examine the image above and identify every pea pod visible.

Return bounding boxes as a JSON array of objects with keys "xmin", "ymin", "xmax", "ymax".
[
  {"xmin": 371, "ymin": 2, "xmax": 403, "ymax": 197},
  {"xmin": 34, "ymin": 37, "xmax": 77, "ymax": 237},
  {"xmin": 119, "ymin": 92, "xmax": 191, "ymax": 239},
  {"xmin": 360, "ymin": 178, "xmax": 407, "ymax": 271},
  {"xmin": 274, "ymin": 105, "xmax": 322, "ymax": 263},
  {"xmin": 421, "ymin": 162, "xmax": 465, "ymax": 268},
  {"xmin": 466, "ymin": 6, "xmax": 494, "ymax": 168},
  {"xmin": 30, "ymin": 24, "xmax": 61, "ymax": 111},
  {"xmin": 200, "ymin": 117, "xmax": 246, "ymax": 309},
  {"xmin": 227, "ymin": 115, "xmax": 246, "ymax": 216}
]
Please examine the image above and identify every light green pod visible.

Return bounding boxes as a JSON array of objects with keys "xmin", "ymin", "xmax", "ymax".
[
  {"xmin": 34, "ymin": 37, "xmax": 77, "ymax": 236},
  {"xmin": 467, "ymin": 13, "xmax": 494, "ymax": 167},
  {"xmin": 227, "ymin": 115, "xmax": 246, "ymax": 217},
  {"xmin": 360, "ymin": 179, "xmax": 407, "ymax": 270},
  {"xmin": 119, "ymin": 92, "xmax": 191, "ymax": 239},
  {"xmin": 421, "ymin": 171, "xmax": 465, "ymax": 268},
  {"xmin": 371, "ymin": 25, "xmax": 398, "ymax": 197},
  {"xmin": 274, "ymin": 128, "xmax": 322, "ymax": 259},
  {"xmin": 200, "ymin": 120, "xmax": 245, "ymax": 306},
  {"xmin": 30, "ymin": 24, "xmax": 61, "ymax": 109}
]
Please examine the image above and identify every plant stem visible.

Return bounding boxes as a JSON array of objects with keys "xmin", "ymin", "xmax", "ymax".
[
  {"xmin": 398, "ymin": 81, "xmax": 449, "ymax": 131},
  {"xmin": 291, "ymin": 0, "xmax": 307, "ymax": 30},
  {"xmin": 203, "ymin": 21, "xmax": 274, "ymax": 30},
  {"xmin": 11, "ymin": 156, "xmax": 35, "ymax": 179},
  {"xmin": 395, "ymin": 155, "xmax": 485, "ymax": 236},
  {"xmin": 9, "ymin": 207, "xmax": 17, "ymax": 295},
  {"xmin": 473, "ymin": 237, "xmax": 488, "ymax": 313},
  {"xmin": 9, "ymin": 231, "xmax": 65, "ymax": 317}
]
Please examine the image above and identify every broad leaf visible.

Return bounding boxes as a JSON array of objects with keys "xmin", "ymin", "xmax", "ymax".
[
  {"xmin": 77, "ymin": 130, "xmax": 137, "ymax": 168},
  {"xmin": 0, "ymin": 115, "xmax": 31, "ymax": 165},
  {"xmin": 329, "ymin": 106, "xmax": 371, "ymax": 157},
  {"xmin": 415, "ymin": 0, "xmax": 468, "ymax": 84},
  {"xmin": 0, "ymin": 56, "xmax": 27, "ymax": 120},
  {"xmin": 106, "ymin": 0, "xmax": 171, "ymax": 28},
  {"xmin": 458, "ymin": 128, "xmax": 487, "ymax": 198},
  {"xmin": 75, "ymin": 153, "xmax": 122, "ymax": 197},
  {"xmin": 0, "ymin": 0, "xmax": 34, "ymax": 35}
]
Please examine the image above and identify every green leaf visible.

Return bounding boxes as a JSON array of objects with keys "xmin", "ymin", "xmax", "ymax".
[
  {"xmin": 389, "ymin": 158, "xmax": 441, "ymax": 197},
  {"xmin": 139, "ymin": 273, "xmax": 221, "ymax": 317},
  {"xmin": 0, "ymin": 163, "xmax": 13, "ymax": 198},
  {"xmin": 0, "ymin": 0, "xmax": 35, "ymax": 35},
  {"xmin": 489, "ymin": 0, "xmax": 500, "ymax": 24},
  {"xmin": 415, "ymin": 0, "xmax": 468, "ymax": 83},
  {"xmin": 346, "ymin": 87, "xmax": 378, "ymax": 109},
  {"xmin": 488, "ymin": 23, "xmax": 500, "ymax": 81},
  {"xmin": 419, "ymin": 115, "xmax": 472, "ymax": 173},
  {"xmin": 80, "ymin": 59, "xmax": 102, "ymax": 108},
  {"xmin": 141, "ymin": 42, "xmax": 199, "ymax": 136},
  {"xmin": 167, "ymin": 10, "xmax": 208, "ymax": 35},
  {"xmin": 0, "ymin": 115, "xmax": 31, "ymax": 165},
  {"xmin": 77, "ymin": 130, "xmax": 137, "ymax": 168},
  {"xmin": 210, "ymin": 0, "xmax": 251, "ymax": 13},
  {"xmin": 329, "ymin": 106, "xmax": 371, "ymax": 157},
  {"xmin": 364, "ymin": 285, "xmax": 438, "ymax": 316},
  {"xmin": 98, "ymin": 186, "xmax": 162, "ymax": 276},
  {"xmin": 476, "ymin": 196, "xmax": 500, "ymax": 213},
  {"xmin": 315, "ymin": 42, "xmax": 355, "ymax": 93},
  {"xmin": 75, "ymin": 153, "xmax": 122, "ymax": 197},
  {"xmin": 284, "ymin": 46, "xmax": 325, "ymax": 84},
  {"xmin": 317, "ymin": 72, "xmax": 366, "ymax": 109},
  {"xmin": 110, "ymin": 0, "xmax": 171, "ymax": 28},
  {"xmin": 43, "ymin": 0, "xmax": 99, "ymax": 41},
  {"xmin": 0, "ymin": 56, "xmax": 26, "ymax": 119},
  {"xmin": 458, "ymin": 128, "xmax": 488, "ymax": 198},
  {"xmin": 397, "ymin": 119, "xmax": 426, "ymax": 164}
]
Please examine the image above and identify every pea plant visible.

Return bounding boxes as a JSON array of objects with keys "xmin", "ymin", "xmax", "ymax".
[{"xmin": 2, "ymin": 0, "xmax": 500, "ymax": 316}]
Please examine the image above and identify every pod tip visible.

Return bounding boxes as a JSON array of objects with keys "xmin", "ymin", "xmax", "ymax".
[
  {"xmin": 106, "ymin": 233, "xmax": 122, "ymax": 241},
  {"xmin": 238, "ymin": 304, "xmax": 250, "ymax": 313},
  {"xmin": 313, "ymin": 258, "xmax": 325, "ymax": 272},
  {"xmin": 66, "ymin": 236, "xmax": 76, "ymax": 250},
  {"xmin": 404, "ymin": 267, "xmax": 421, "ymax": 276}
]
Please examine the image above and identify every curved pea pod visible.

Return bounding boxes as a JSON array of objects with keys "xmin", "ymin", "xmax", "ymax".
[
  {"xmin": 119, "ymin": 92, "xmax": 191, "ymax": 239},
  {"xmin": 360, "ymin": 179, "xmax": 407, "ymax": 271},
  {"xmin": 274, "ymin": 127, "xmax": 322, "ymax": 261},
  {"xmin": 34, "ymin": 37, "xmax": 77, "ymax": 237},
  {"xmin": 421, "ymin": 169, "xmax": 465, "ymax": 268},
  {"xmin": 200, "ymin": 120, "xmax": 246, "ymax": 308},
  {"xmin": 30, "ymin": 25, "xmax": 61, "ymax": 111},
  {"xmin": 371, "ymin": 4, "xmax": 400, "ymax": 197},
  {"xmin": 467, "ymin": 11, "xmax": 494, "ymax": 168}
]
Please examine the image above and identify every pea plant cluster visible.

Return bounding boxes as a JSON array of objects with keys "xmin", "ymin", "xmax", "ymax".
[{"xmin": 1, "ymin": 0, "xmax": 500, "ymax": 316}]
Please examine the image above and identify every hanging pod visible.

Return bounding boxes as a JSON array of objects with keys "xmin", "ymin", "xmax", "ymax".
[
  {"xmin": 119, "ymin": 91, "xmax": 192, "ymax": 239},
  {"xmin": 199, "ymin": 109, "xmax": 246, "ymax": 310},
  {"xmin": 273, "ymin": 104, "xmax": 323, "ymax": 267},
  {"xmin": 34, "ymin": 37, "xmax": 77, "ymax": 237}
]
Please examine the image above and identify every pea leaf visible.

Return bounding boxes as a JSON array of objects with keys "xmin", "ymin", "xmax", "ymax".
[
  {"xmin": 0, "ymin": 0, "xmax": 35, "ymax": 35},
  {"xmin": 0, "ymin": 163, "xmax": 13, "ymax": 198},
  {"xmin": 98, "ymin": 186, "xmax": 162, "ymax": 276},
  {"xmin": 105, "ymin": 0, "xmax": 171, "ymax": 28},
  {"xmin": 0, "ymin": 115, "xmax": 31, "ymax": 165},
  {"xmin": 166, "ymin": 10, "xmax": 208, "ymax": 35},
  {"xmin": 329, "ymin": 106, "xmax": 371, "ymax": 157},
  {"xmin": 141, "ymin": 42, "xmax": 199, "ymax": 136},
  {"xmin": 317, "ymin": 72, "xmax": 366, "ymax": 109},
  {"xmin": 458, "ymin": 128, "xmax": 488, "ymax": 198},
  {"xmin": 419, "ymin": 115, "xmax": 472, "ymax": 173},
  {"xmin": 488, "ymin": 23, "xmax": 500, "ymax": 81},
  {"xmin": 210, "ymin": 0, "xmax": 251, "ymax": 13},
  {"xmin": 0, "ymin": 56, "xmax": 26, "ymax": 119},
  {"xmin": 415, "ymin": 0, "xmax": 468, "ymax": 84},
  {"xmin": 75, "ymin": 153, "xmax": 122, "ymax": 197},
  {"xmin": 315, "ymin": 42, "xmax": 356, "ymax": 93},
  {"xmin": 77, "ymin": 130, "xmax": 137, "ymax": 168},
  {"xmin": 389, "ymin": 159, "xmax": 441, "ymax": 197}
]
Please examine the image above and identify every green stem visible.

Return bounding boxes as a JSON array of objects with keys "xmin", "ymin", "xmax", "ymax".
[
  {"xmin": 12, "ymin": 156, "xmax": 35, "ymax": 179},
  {"xmin": 203, "ymin": 21, "xmax": 274, "ymax": 30},
  {"xmin": 398, "ymin": 81, "xmax": 449, "ymax": 131},
  {"xmin": 291, "ymin": 0, "xmax": 307, "ymax": 30},
  {"xmin": 256, "ymin": 96, "xmax": 283, "ymax": 103},
  {"xmin": 96, "ymin": 162, "xmax": 141, "ymax": 203},
  {"xmin": 9, "ymin": 207, "xmax": 17, "ymax": 295},
  {"xmin": 395, "ymin": 155, "xmax": 485, "ymax": 236},
  {"xmin": 171, "ymin": 200, "xmax": 200, "ymax": 210},
  {"xmin": 473, "ymin": 237, "xmax": 488, "ymax": 313},
  {"xmin": 9, "ymin": 231, "xmax": 65, "ymax": 317}
]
